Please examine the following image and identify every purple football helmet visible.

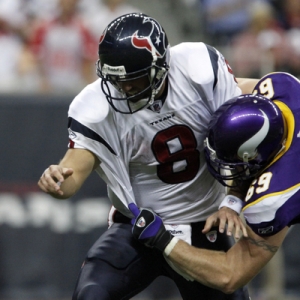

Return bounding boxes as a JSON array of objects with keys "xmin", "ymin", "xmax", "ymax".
[
  {"xmin": 96, "ymin": 13, "xmax": 170, "ymax": 114},
  {"xmin": 204, "ymin": 94, "xmax": 286, "ymax": 186}
]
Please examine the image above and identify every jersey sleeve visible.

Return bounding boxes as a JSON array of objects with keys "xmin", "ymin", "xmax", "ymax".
[
  {"xmin": 68, "ymin": 82, "xmax": 113, "ymax": 154},
  {"xmin": 176, "ymin": 42, "xmax": 241, "ymax": 112},
  {"xmin": 67, "ymin": 81, "xmax": 136, "ymax": 214},
  {"xmin": 207, "ymin": 44, "xmax": 241, "ymax": 111}
]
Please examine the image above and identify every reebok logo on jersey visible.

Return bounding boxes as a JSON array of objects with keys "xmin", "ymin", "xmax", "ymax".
[
  {"xmin": 68, "ymin": 129, "xmax": 77, "ymax": 139},
  {"xmin": 137, "ymin": 217, "xmax": 146, "ymax": 227},
  {"xmin": 206, "ymin": 230, "xmax": 217, "ymax": 242},
  {"xmin": 258, "ymin": 226, "xmax": 273, "ymax": 234}
]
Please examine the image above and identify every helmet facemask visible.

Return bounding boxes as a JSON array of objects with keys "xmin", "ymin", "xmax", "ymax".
[
  {"xmin": 204, "ymin": 138, "xmax": 261, "ymax": 187},
  {"xmin": 204, "ymin": 94, "xmax": 287, "ymax": 187},
  {"xmin": 97, "ymin": 56, "xmax": 169, "ymax": 114}
]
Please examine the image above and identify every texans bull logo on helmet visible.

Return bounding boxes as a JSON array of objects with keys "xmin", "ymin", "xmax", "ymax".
[
  {"xmin": 131, "ymin": 17, "xmax": 167, "ymax": 58},
  {"xmin": 99, "ymin": 29, "xmax": 106, "ymax": 44}
]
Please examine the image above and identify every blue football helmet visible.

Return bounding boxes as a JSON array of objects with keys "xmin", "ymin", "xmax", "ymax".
[
  {"xmin": 204, "ymin": 94, "xmax": 287, "ymax": 186},
  {"xmin": 96, "ymin": 13, "xmax": 170, "ymax": 114}
]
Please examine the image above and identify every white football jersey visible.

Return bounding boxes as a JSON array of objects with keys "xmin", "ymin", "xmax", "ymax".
[{"xmin": 68, "ymin": 42, "xmax": 241, "ymax": 224}]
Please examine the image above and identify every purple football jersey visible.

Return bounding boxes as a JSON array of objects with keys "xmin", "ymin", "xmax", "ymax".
[{"xmin": 243, "ymin": 72, "xmax": 300, "ymax": 236}]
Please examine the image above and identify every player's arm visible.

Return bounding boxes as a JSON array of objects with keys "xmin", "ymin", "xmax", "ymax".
[
  {"xmin": 130, "ymin": 204, "xmax": 288, "ymax": 293},
  {"xmin": 236, "ymin": 78, "xmax": 259, "ymax": 94},
  {"xmin": 168, "ymin": 225, "xmax": 288, "ymax": 293},
  {"xmin": 38, "ymin": 148, "xmax": 99, "ymax": 199}
]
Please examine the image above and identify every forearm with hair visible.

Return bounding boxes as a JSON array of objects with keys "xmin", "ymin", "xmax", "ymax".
[{"xmin": 167, "ymin": 227, "xmax": 286, "ymax": 294}]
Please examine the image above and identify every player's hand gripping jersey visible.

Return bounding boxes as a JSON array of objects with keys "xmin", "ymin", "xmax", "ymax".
[
  {"xmin": 243, "ymin": 72, "xmax": 300, "ymax": 236},
  {"xmin": 68, "ymin": 42, "xmax": 241, "ymax": 224}
]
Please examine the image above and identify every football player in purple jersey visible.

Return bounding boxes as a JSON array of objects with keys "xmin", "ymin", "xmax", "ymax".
[
  {"xmin": 38, "ymin": 12, "xmax": 257, "ymax": 300},
  {"xmin": 130, "ymin": 72, "xmax": 300, "ymax": 294}
]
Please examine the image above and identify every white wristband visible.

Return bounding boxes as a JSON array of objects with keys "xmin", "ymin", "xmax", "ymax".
[
  {"xmin": 219, "ymin": 195, "xmax": 243, "ymax": 215},
  {"xmin": 164, "ymin": 237, "xmax": 179, "ymax": 257}
]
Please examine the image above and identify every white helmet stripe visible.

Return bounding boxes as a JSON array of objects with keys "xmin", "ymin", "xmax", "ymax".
[{"xmin": 238, "ymin": 109, "xmax": 270, "ymax": 160}]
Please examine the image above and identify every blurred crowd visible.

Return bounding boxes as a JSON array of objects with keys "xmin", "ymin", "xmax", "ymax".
[
  {"xmin": 1, "ymin": 0, "xmax": 300, "ymax": 95},
  {"xmin": 0, "ymin": 0, "xmax": 140, "ymax": 94},
  {"xmin": 199, "ymin": 0, "xmax": 300, "ymax": 79}
]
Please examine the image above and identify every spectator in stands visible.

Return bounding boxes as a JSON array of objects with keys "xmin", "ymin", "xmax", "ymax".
[
  {"xmin": 198, "ymin": 0, "xmax": 251, "ymax": 46},
  {"xmin": 29, "ymin": 0, "xmax": 97, "ymax": 94},
  {"xmin": 284, "ymin": 29, "xmax": 300, "ymax": 78},
  {"xmin": 24, "ymin": 0, "xmax": 59, "ymax": 21},
  {"xmin": 0, "ymin": 15, "xmax": 25, "ymax": 93},
  {"xmin": 276, "ymin": 0, "xmax": 300, "ymax": 78},
  {"xmin": 278, "ymin": 0, "xmax": 300, "ymax": 30},
  {"xmin": 0, "ymin": 0, "xmax": 26, "ymax": 28},
  {"xmin": 82, "ymin": 0, "xmax": 141, "ymax": 40},
  {"xmin": 0, "ymin": 0, "xmax": 39, "ymax": 93},
  {"xmin": 230, "ymin": 1, "xmax": 287, "ymax": 78},
  {"xmin": 17, "ymin": 35, "xmax": 41, "ymax": 93}
]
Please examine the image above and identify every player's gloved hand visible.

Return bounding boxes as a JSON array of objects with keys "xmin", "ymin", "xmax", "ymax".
[{"xmin": 129, "ymin": 203, "xmax": 173, "ymax": 252}]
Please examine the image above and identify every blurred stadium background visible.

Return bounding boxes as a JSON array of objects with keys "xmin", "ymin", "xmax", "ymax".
[{"xmin": 1, "ymin": 0, "xmax": 300, "ymax": 299}]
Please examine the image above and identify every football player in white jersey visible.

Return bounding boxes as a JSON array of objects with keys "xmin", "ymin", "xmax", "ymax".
[{"xmin": 38, "ymin": 13, "xmax": 257, "ymax": 300}]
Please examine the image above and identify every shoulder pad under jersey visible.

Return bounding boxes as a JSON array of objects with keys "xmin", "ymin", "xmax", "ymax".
[{"xmin": 69, "ymin": 79, "xmax": 110, "ymax": 125}]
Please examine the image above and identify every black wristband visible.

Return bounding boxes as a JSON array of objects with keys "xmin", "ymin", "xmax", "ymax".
[{"xmin": 155, "ymin": 230, "xmax": 174, "ymax": 252}]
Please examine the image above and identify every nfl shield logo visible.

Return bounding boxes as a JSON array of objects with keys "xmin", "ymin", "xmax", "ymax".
[
  {"xmin": 149, "ymin": 100, "xmax": 162, "ymax": 112},
  {"xmin": 137, "ymin": 217, "xmax": 146, "ymax": 228},
  {"xmin": 206, "ymin": 230, "xmax": 217, "ymax": 243},
  {"xmin": 227, "ymin": 197, "xmax": 237, "ymax": 205}
]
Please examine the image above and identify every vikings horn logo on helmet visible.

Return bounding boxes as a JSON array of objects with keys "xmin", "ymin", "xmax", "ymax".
[
  {"xmin": 131, "ymin": 17, "xmax": 167, "ymax": 58},
  {"xmin": 237, "ymin": 109, "xmax": 270, "ymax": 160}
]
